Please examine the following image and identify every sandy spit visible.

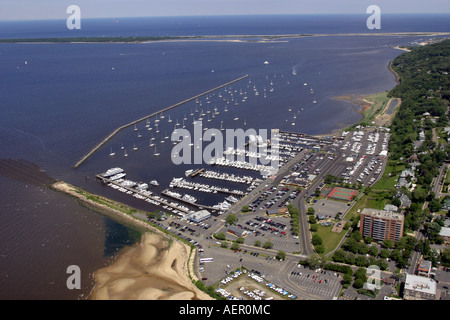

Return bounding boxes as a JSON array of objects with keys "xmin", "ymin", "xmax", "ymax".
[{"xmin": 51, "ymin": 181, "xmax": 212, "ymax": 300}]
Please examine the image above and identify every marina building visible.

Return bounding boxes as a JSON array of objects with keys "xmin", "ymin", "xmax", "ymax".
[
  {"xmin": 360, "ymin": 208, "xmax": 404, "ymax": 243},
  {"xmin": 187, "ymin": 210, "xmax": 211, "ymax": 223}
]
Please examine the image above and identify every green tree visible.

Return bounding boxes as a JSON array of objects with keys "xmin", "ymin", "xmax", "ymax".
[
  {"xmin": 263, "ymin": 241, "xmax": 273, "ymax": 249},
  {"xmin": 276, "ymin": 250, "xmax": 286, "ymax": 260},
  {"xmin": 332, "ymin": 249, "xmax": 347, "ymax": 263},
  {"xmin": 382, "ymin": 239, "xmax": 394, "ymax": 249},
  {"xmin": 215, "ymin": 232, "xmax": 226, "ymax": 240},
  {"xmin": 226, "ymin": 214, "xmax": 237, "ymax": 225},
  {"xmin": 312, "ymin": 234, "xmax": 323, "ymax": 246}
]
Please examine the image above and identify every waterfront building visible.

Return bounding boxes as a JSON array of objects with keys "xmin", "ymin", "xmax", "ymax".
[{"xmin": 187, "ymin": 210, "xmax": 211, "ymax": 223}]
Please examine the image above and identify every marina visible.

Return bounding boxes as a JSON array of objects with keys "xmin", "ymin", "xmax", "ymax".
[
  {"xmin": 169, "ymin": 177, "xmax": 246, "ymax": 196},
  {"xmin": 96, "ymin": 169, "xmax": 196, "ymax": 217},
  {"xmin": 73, "ymin": 74, "xmax": 249, "ymax": 169}
]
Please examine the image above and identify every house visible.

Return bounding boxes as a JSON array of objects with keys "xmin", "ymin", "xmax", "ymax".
[
  {"xmin": 439, "ymin": 227, "xmax": 450, "ymax": 245},
  {"xmin": 399, "ymin": 194, "xmax": 412, "ymax": 208},
  {"xmin": 417, "ymin": 258, "xmax": 432, "ymax": 277},
  {"xmin": 443, "ymin": 198, "xmax": 450, "ymax": 211},
  {"xmin": 384, "ymin": 204, "xmax": 399, "ymax": 212}
]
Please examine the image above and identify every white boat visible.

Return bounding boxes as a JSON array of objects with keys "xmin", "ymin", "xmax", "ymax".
[
  {"xmin": 185, "ymin": 169, "xmax": 194, "ymax": 177},
  {"xmin": 153, "ymin": 146, "xmax": 160, "ymax": 156},
  {"xmin": 133, "ymin": 144, "xmax": 138, "ymax": 151},
  {"xmin": 109, "ymin": 148, "xmax": 115, "ymax": 156},
  {"xmin": 103, "ymin": 167, "xmax": 123, "ymax": 177},
  {"xmin": 150, "ymin": 180, "xmax": 159, "ymax": 186}
]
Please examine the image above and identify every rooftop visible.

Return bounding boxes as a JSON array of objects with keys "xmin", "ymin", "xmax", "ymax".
[
  {"xmin": 361, "ymin": 208, "xmax": 404, "ymax": 221},
  {"xmin": 439, "ymin": 227, "xmax": 450, "ymax": 238},
  {"xmin": 404, "ymin": 274, "xmax": 437, "ymax": 295}
]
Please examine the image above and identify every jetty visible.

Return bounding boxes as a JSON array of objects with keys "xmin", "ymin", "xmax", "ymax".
[{"xmin": 73, "ymin": 74, "xmax": 249, "ymax": 168}]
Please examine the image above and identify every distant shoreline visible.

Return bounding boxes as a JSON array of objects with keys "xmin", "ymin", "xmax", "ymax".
[{"xmin": 1, "ymin": 31, "xmax": 449, "ymax": 44}]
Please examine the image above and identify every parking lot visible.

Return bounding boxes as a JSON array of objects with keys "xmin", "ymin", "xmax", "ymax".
[
  {"xmin": 289, "ymin": 264, "xmax": 342, "ymax": 299},
  {"xmin": 310, "ymin": 198, "xmax": 350, "ymax": 220}
]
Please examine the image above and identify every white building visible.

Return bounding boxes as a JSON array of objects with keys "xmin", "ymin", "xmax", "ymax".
[
  {"xmin": 403, "ymin": 274, "xmax": 438, "ymax": 300},
  {"xmin": 187, "ymin": 210, "xmax": 211, "ymax": 223}
]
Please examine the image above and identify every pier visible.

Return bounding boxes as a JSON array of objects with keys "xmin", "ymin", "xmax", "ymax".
[
  {"xmin": 74, "ymin": 74, "xmax": 249, "ymax": 168},
  {"xmin": 161, "ymin": 189, "xmax": 218, "ymax": 212},
  {"xmin": 96, "ymin": 173, "xmax": 194, "ymax": 216}
]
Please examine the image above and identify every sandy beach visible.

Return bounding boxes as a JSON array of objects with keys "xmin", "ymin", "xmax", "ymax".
[
  {"xmin": 51, "ymin": 181, "xmax": 212, "ymax": 300},
  {"xmin": 89, "ymin": 233, "xmax": 212, "ymax": 300}
]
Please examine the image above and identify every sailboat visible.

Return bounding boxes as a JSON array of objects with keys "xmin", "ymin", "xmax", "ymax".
[
  {"xmin": 133, "ymin": 144, "xmax": 138, "ymax": 151},
  {"xmin": 109, "ymin": 147, "xmax": 115, "ymax": 156},
  {"xmin": 124, "ymin": 149, "xmax": 128, "ymax": 157},
  {"xmin": 121, "ymin": 143, "xmax": 124, "ymax": 150},
  {"xmin": 153, "ymin": 146, "xmax": 160, "ymax": 156},
  {"xmin": 168, "ymin": 115, "xmax": 172, "ymax": 123}
]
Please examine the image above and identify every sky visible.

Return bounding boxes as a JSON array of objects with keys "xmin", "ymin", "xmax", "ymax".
[{"xmin": 1, "ymin": 0, "xmax": 450, "ymax": 21}]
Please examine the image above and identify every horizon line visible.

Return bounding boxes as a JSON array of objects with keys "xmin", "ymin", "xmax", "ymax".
[{"xmin": 2, "ymin": 12, "xmax": 450, "ymax": 22}]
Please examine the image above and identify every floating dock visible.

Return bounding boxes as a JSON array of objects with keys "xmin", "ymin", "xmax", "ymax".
[
  {"xmin": 161, "ymin": 189, "xmax": 218, "ymax": 212},
  {"xmin": 74, "ymin": 74, "xmax": 249, "ymax": 168}
]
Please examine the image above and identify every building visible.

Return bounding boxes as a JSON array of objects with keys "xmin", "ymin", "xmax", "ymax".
[
  {"xmin": 443, "ymin": 198, "xmax": 450, "ymax": 211},
  {"xmin": 227, "ymin": 225, "xmax": 246, "ymax": 237},
  {"xmin": 399, "ymin": 194, "xmax": 412, "ymax": 208},
  {"xmin": 267, "ymin": 207, "xmax": 289, "ymax": 216},
  {"xmin": 439, "ymin": 227, "xmax": 450, "ymax": 245},
  {"xmin": 403, "ymin": 274, "xmax": 438, "ymax": 300},
  {"xmin": 186, "ymin": 210, "xmax": 211, "ymax": 223},
  {"xmin": 360, "ymin": 208, "xmax": 404, "ymax": 243},
  {"xmin": 417, "ymin": 258, "xmax": 432, "ymax": 277}
]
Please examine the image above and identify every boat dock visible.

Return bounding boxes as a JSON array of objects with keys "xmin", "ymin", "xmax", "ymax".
[
  {"xmin": 189, "ymin": 168, "xmax": 205, "ymax": 177},
  {"xmin": 96, "ymin": 173, "xmax": 192, "ymax": 216},
  {"xmin": 74, "ymin": 74, "xmax": 249, "ymax": 168},
  {"xmin": 169, "ymin": 177, "xmax": 246, "ymax": 196},
  {"xmin": 161, "ymin": 189, "xmax": 218, "ymax": 212}
]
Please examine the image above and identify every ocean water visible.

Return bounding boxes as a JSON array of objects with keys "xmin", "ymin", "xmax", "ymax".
[{"xmin": 0, "ymin": 14, "xmax": 449, "ymax": 299}]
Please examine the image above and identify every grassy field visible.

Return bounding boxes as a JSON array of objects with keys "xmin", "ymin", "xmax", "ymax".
[
  {"xmin": 372, "ymin": 162, "xmax": 406, "ymax": 190},
  {"xmin": 361, "ymin": 92, "xmax": 391, "ymax": 124},
  {"xmin": 313, "ymin": 223, "xmax": 348, "ymax": 255}
]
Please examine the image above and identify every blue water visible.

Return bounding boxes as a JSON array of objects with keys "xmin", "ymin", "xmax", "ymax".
[
  {"xmin": 1, "ymin": 14, "xmax": 450, "ymax": 39},
  {"xmin": 0, "ymin": 14, "xmax": 449, "ymax": 299}
]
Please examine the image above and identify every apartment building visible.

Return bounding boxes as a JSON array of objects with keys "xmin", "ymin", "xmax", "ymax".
[{"xmin": 360, "ymin": 208, "xmax": 404, "ymax": 243}]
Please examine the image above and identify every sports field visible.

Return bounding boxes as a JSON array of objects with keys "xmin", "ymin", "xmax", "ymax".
[{"xmin": 326, "ymin": 187, "xmax": 358, "ymax": 201}]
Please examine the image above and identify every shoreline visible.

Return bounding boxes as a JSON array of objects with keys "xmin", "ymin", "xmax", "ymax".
[
  {"xmin": 1, "ymin": 31, "xmax": 449, "ymax": 44},
  {"xmin": 50, "ymin": 181, "xmax": 210, "ymax": 300},
  {"xmin": 315, "ymin": 56, "xmax": 402, "ymax": 137}
]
